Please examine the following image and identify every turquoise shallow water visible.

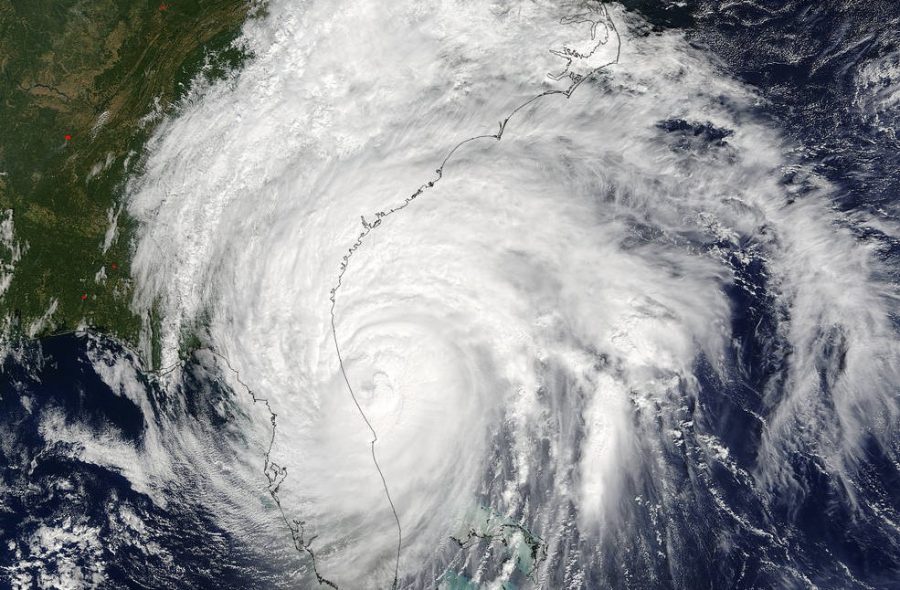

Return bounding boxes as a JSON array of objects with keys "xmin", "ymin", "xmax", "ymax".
[{"xmin": 3, "ymin": 2, "xmax": 900, "ymax": 588}]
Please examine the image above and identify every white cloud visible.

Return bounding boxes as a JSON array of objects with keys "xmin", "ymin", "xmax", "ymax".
[{"xmin": 126, "ymin": 0, "xmax": 900, "ymax": 585}]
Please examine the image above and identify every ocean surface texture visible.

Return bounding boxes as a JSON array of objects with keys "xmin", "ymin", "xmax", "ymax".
[{"xmin": 2, "ymin": 1, "xmax": 900, "ymax": 588}]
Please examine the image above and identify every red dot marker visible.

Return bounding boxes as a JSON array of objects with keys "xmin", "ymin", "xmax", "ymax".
[
  {"xmin": 81, "ymin": 293, "xmax": 88, "ymax": 301},
  {"xmin": 110, "ymin": 262, "xmax": 118, "ymax": 270},
  {"xmin": 64, "ymin": 134, "xmax": 72, "ymax": 141},
  {"xmin": 159, "ymin": 3, "xmax": 169, "ymax": 10}
]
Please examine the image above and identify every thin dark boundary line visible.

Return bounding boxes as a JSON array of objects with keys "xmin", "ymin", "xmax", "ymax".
[
  {"xmin": 327, "ymin": 5, "xmax": 621, "ymax": 588},
  {"xmin": 20, "ymin": 5, "xmax": 623, "ymax": 588}
]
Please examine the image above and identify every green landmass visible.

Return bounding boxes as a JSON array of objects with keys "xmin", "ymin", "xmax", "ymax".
[{"xmin": 0, "ymin": 0, "xmax": 253, "ymax": 346}]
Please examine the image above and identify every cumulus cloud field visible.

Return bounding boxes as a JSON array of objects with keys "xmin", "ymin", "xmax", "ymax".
[{"xmin": 117, "ymin": 0, "xmax": 900, "ymax": 587}]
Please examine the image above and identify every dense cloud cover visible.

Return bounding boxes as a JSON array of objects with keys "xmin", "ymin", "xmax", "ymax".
[{"xmin": 120, "ymin": 1, "xmax": 900, "ymax": 587}]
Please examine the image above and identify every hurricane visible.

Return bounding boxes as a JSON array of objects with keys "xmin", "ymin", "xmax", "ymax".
[{"xmin": 19, "ymin": 0, "xmax": 898, "ymax": 587}]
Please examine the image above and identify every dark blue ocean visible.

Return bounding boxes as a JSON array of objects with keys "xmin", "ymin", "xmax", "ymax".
[{"xmin": 2, "ymin": 2, "xmax": 899, "ymax": 588}]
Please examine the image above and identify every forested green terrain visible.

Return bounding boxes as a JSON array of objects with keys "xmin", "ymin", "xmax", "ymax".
[{"xmin": 0, "ymin": 0, "xmax": 251, "ymax": 345}]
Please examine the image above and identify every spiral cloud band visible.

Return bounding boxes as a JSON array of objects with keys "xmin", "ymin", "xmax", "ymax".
[{"xmin": 126, "ymin": 0, "xmax": 900, "ymax": 587}]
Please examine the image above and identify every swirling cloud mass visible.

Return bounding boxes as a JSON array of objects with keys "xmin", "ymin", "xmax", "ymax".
[{"xmin": 125, "ymin": 0, "xmax": 900, "ymax": 587}]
